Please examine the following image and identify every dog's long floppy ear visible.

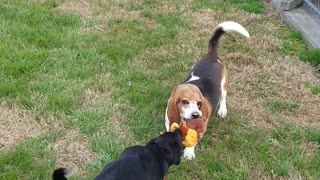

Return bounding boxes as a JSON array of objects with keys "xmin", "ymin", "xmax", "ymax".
[
  {"xmin": 200, "ymin": 99, "xmax": 210, "ymax": 119},
  {"xmin": 167, "ymin": 86, "xmax": 181, "ymax": 125},
  {"xmin": 199, "ymin": 90, "xmax": 211, "ymax": 121}
]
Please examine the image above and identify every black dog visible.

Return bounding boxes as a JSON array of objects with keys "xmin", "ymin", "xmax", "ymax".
[{"xmin": 53, "ymin": 129, "xmax": 183, "ymax": 180}]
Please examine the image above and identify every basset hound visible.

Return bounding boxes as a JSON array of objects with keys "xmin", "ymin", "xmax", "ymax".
[{"xmin": 165, "ymin": 21, "xmax": 250, "ymax": 160}]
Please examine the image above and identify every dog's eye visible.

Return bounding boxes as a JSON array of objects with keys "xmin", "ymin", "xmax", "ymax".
[
  {"xmin": 197, "ymin": 101, "xmax": 202, "ymax": 108},
  {"xmin": 181, "ymin": 100, "xmax": 189, "ymax": 105}
]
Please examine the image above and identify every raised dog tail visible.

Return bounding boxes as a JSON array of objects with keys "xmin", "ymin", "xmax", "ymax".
[
  {"xmin": 208, "ymin": 21, "xmax": 250, "ymax": 56},
  {"xmin": 52, "ymin": 168, "xmax": 70, "ymax": 180}
]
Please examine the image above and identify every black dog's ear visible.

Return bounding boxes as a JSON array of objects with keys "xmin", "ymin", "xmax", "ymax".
[
  {"xmin": 171, "ymin": 143, "xmax": 182, "ymax": 165},
  {"xmin": 161, "ymin": 143, "xmax": 181, "ymax": 165},
  {"xmin": 173, "ymin": 129, "xmax": 183, "ymax": 143},
  {"xmin": 146, "ymin": 137, "xmax": 157, "ymax": 145},
  {"xmin": 172, "ymin": 130, "xmax": 183, "ymax": 165}
]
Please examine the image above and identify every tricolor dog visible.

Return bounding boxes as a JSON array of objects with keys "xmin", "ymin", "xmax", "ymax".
[{"xmin": 165, "ymin": 21, "xmax": 250, "ymax": 160}]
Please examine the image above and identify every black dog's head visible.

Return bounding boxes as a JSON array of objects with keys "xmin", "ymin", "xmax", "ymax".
[{"xmin": 147, "ymin": 129, "xmax": 183, "ymax": 165}]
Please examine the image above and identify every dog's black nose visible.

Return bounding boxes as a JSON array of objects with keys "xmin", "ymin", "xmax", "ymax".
[{"xmin": 191, "ymin": 112, "xmax": 200, "ymax": 119}]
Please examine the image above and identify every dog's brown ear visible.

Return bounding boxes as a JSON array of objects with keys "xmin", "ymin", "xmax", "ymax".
[
  {"xmin": 200, "ymin": 97, "xmax": 211, "ymax": 121},
  {"xmin": 167, "ymin": 86, "xmax": 181, "ymax": 126}
]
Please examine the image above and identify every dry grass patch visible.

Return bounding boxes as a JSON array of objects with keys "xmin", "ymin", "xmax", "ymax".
[
  {"xmin": 0, "ymin": 103, "xmax": 42, "ymax": 151},
  {"xmin": 78, "ymin": 4, "xmax": 140, "ymax": 34},
  {"xmin": 57, "ymin": 0, "xmax": 140, "ymax": 34},
  {"xmin": 57, "ymin": 0, "xmax": 92, "ymax": 17},
  {"xmin": 192, "ymin": 9, "xmax": 218, "ymax": 38},
  {"xmin": 248, "ymin": 165, "xmax": 270, "ymax": 180},
  {"xmin": 81, "ymin": 74, "xmax": 111, "ymax": 109},
  {"xmin": 97, "ymin": 6, "xmax": 139, "ymax": 22},
  {"xmin": 81, "ymin": 74, "xmax": 134, "ymax": 142},
  {"xmin": 145, "ymin": 0, "xmax": 193, "ymax": 15},
  {"xmin": 248, "ymin": 34, "xmax": 281, "ymax": 53},
  {"xmin": 192, "ymin": 9, "xmax": 264, "ymax": 39},
  {"xmin": 226, "ymin": 53, "xmax": 320, "ymax": 129},
  {"xmin": 82, "ymin": 88, "xmax": 109, "ymax": 109},
  {"xmin": 53, "ymin": 129, "xmax": 96, "ymax": 175},
  {"xmin": 106, "ymin": 108, "xmax": 134, "ymax": 142}
]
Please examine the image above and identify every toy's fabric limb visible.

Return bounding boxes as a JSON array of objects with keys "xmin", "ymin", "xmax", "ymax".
[{"xmin": 170, "ymin": 122, "xmax": 180, "ymax": 132}]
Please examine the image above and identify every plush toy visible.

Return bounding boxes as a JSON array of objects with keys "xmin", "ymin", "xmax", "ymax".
[
  {"xmin": 170, "ymin": 122, "xmax": 197, "ymax": 147},
  {"xmin": 184, "ymin": 117, "xmax": 206, "ymax": 137}
]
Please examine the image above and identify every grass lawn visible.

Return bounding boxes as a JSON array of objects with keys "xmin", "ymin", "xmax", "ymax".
[{"xmin": 1, "ymin": 0, "xmax": 320, "ymax": 179}]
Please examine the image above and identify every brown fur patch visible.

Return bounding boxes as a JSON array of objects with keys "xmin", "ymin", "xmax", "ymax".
[
  {"xmin": 0, "ymin": 104, "xmax": 42, "ymax": 151},
  {"xmin": 53, "ymin": 129, "xmax": 96, "ymax": 175}
]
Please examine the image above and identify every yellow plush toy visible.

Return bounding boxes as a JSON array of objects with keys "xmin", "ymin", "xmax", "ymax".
[{"xmin": 170, "ymin": 122, "xmax": 197, "ymax": 147}]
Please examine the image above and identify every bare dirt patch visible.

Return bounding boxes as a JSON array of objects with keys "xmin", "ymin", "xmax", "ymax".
[
  {"xmin": 0, "ymin": 103, "xmax": 42, "ymax": 151},
  {"xmin": 53, "ymin": 129, "xmax": 96, "ymax": 175}
]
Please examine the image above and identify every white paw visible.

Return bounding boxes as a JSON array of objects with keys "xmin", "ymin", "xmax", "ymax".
[
  {"xmin": 183, "ymin": 148, "xmax": 195, "ymax": 160},
  {"xmin": 217, "ymin": 106, "xmax": 227, "ymax": 118}
]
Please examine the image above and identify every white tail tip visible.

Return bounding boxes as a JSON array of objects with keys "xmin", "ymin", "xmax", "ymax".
[{"xmin": 218, "ymin": 21, "xmax": 250, "ymax": 38}]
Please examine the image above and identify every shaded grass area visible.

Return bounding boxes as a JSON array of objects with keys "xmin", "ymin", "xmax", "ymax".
[{"xmin": 0, "ymin": 0, "xmax": 320, "ymax": 179}]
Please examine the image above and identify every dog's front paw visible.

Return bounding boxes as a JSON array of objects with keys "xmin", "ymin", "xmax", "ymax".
[
  {"xmin": 183, "ymin": 147, "xmax": 195, "ymax": 160},
  {"xmin": 217, "ymin": 106, "xmax": 227, "ymax": 118}
]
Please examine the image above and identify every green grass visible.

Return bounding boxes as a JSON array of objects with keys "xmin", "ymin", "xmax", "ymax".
[
  {"xmin": 266, "ymin": 99, "xmax": 299, "ymax": 113},
  {"xmin": 192, "ymin": 0, "xmax": 264, "ymax": 13},
  {"xmin": 300, "ymin": 49, "xmax": 320, "ymax": 67},
  {"xmin": 1, "ymin": 0, "xmax": 320, "ymax": 179},
  {"xmin": 304, "ymin": 82, "xmax": 320, "ymax": 96},
  {"xmin": 0, "ymin": 138, "xmax": 54, "ymax": 179},
  {"xmin": 279, "ymin": 29, "xmax": 320, "ymax": 67}
]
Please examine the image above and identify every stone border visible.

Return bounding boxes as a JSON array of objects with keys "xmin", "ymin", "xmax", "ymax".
[{"xmin": 271, "ymin": 0, "xmax": 320, "ymax": 49}]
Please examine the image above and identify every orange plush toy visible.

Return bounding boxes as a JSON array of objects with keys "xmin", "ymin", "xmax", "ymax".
[
  {"xmin": 170, "ymin": 122, "xmax": 197, "ymax": 147},
  {"xmin": 184, "ymin": 116, "xmax": 206, "ymax": 141}
]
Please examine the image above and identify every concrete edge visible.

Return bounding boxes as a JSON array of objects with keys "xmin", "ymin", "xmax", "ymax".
[{"xmin": 271, "ymin": 0, "xmax": 320, "ymax": 49}]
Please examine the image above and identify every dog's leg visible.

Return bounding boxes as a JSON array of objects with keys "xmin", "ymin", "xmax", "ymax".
[
  {"xmin": 165, "ymin": 107, "xmax": 170, "ymax": 132},
  {"xmin": 183, "ymin": 144, "xmax": 196, "ymax": 160},
  {"xmin": 217, "ymin": 78, "xmax": 227, "ymax": 118}
]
